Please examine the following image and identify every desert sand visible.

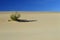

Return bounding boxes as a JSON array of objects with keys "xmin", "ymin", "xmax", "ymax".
[{"xmin": 0, "ymin": 12, "xmax": 60, "ymax": 40}]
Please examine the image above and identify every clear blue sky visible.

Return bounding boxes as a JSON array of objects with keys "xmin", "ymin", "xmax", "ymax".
[{"xmin": 0, "ymin": 0, "xmax": 60, "ymax": 12}]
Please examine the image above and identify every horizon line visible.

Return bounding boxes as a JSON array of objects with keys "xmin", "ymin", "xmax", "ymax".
[{"xmin": 0, "ymin": 11, "xmax": 60, "ymax": 12}]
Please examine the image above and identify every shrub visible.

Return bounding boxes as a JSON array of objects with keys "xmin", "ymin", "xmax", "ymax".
[{"xmin": 10, "ymin": 13, "xmax": 20, "ymax": 21}]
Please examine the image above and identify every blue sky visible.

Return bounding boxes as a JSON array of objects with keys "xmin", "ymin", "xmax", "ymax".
[{"xmin": 0, "ymin": 0, "xmax": 60, "ymax": 12}]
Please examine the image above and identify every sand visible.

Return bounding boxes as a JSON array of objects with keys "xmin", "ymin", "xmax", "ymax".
[{"xmin": 0, "ymin": 12, "xmax": 60, "ymax": 40}]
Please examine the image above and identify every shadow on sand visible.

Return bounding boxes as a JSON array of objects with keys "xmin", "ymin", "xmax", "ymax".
[{"xmin": 15, "ymin": 19, "xmax": 37, "ymax": 22}]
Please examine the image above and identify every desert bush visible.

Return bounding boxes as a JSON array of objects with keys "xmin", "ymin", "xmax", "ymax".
[{"xmin": 10, "ymin": 13, "xmax": 20, "ymax": 21}]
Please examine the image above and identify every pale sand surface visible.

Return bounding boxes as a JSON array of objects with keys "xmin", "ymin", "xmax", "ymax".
[{"xmin": 0, "ymin": 12, "xmax": 60, "ymax": 40}]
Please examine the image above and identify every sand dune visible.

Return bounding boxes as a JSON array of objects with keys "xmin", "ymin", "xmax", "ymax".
[{"xmin": 0, "ymin": 12, "xmax": 60, "ymax": 40}]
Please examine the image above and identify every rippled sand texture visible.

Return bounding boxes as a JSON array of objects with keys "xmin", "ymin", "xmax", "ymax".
[{"xmin": 0, "ymin": 12, "xmax": 60, "ymax": 40}]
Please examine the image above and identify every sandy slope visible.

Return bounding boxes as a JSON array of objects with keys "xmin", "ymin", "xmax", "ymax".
[{"xmin": 0, "ymin": 12, "xmax": 60, "ymax": 40}]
